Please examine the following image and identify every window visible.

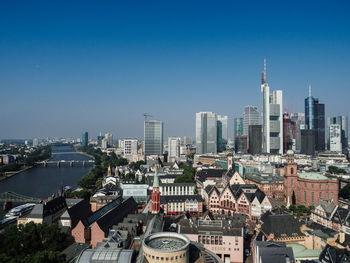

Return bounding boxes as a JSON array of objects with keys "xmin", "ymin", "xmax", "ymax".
[
  {"xmin": 311, "ymin": 184, "xmax": 314, "ymax": 189},
  {"xmin": 319, "ymin": 192, "xmax": 322, "ymax": 199},
  {"xmin": 331, "ymin": 185, "xmax": 334, "ymax": 190},
  {"xmin": 291, "ymin": 179, "xmax": 294, "ymax": 186},
  {"xmin": 320, "ymin": 184, "xmax": 322, "ymax": 190},
  {"xmin": 304, "ymin": 191, "xmax": 307, "ymax": 202},
  {"xmin": 311, "ymin": 192, "xmax": 314, "ymax": 203},
  {"xmin": 304, "ymin": 183, "xmax": 307, "ymax": 188},
  {"xmin": 291, "ymin": 168, "xmax": 294, "ymax": 175},
  {"xmin": 331, "ymin": 193, "xmax": 334, "ymax": 199}
]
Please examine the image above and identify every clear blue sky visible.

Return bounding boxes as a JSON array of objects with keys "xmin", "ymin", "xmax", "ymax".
[{"xmin": 1, "ymin": 0, "xmax": 350, "ymax": 140}]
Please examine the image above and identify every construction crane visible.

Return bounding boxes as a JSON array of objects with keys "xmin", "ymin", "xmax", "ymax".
[{"xmin": 143, "ymin": 113, "xmax": 153, "ymax": 121}]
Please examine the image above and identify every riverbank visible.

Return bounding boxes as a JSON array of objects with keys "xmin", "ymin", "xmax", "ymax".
[
  {"xmin": 0, "ymin": 166, "xmax": 33, "ymax": 182},
  {"xmin": 77, "ymin": 151, "xmax": 95, "ymax": 160}
]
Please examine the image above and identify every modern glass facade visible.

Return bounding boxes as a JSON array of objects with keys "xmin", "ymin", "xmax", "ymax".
[
  {"xmin": 144, "ymin": 120, "xmax": 163, "ymax": 157},
  {"xmin": 217, "ymin": 115, "xmax": 228, "ymax": 152},
  {"xmin": 234, "ymin": 118, "xmax": 243, "ymax": 138},
  {"xmin": 81, "ymin": 132, "xmax": 88, "ymax": 147},
  {"xmin": 196, "ymin": 112, "xmax": 217, "ymax": 154}
]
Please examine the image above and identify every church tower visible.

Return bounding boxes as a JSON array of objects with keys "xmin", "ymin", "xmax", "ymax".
[
  {"xmin": 151, "ymin": 169, "xmax": 161, "ymax": 214},
  {"xmin": 284, "ymin": 150, "xmax": 298, "ymax": 204}
]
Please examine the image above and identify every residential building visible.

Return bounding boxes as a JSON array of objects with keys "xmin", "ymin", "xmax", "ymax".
[
  {"xmin": 196, "ymin": 112, "xmax": 217, "ymax": 154},
  {"xmin": 81, "ymin": 132, "xmax": 88, "ymax": 147},
  {"xmin": 168, "ymin": 137, "xmax": 181, "ymax": 162},
  {"xmin": 160, "ymin": 195, "xmax": 203, "ymax": 215},
  {"xmin": 243, "ymin": 106, "xmax": 259, "ymax": 136},
  {"xmin": 144, "ymin": 120, "xmax": 163, "ymax": 157},
  {"xmin": 248, "ymin": 125, "xmax": 262, "ymax": 155},
  {"xmin": 245, "ymin": 173, "xmax": 284, "ymax": 199},
  {"xmin": 261, "ymin": 60, "xmax": 283, "ymax": 154}
]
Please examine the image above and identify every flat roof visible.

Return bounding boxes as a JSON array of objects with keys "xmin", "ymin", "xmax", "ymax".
[{"xmin": 297, "ymin": 172, "xmax": 336, "ymax": 181}]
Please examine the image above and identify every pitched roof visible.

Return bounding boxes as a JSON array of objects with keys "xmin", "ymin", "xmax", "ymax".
[
  {"xmin": 255, "ymin": 241, "xmax": 295, "ymax": 263},
  {"xmin": 319, "ymin": 244, "xmax": 350, "ymax": 263},
  {"xmin": 196, "ymin": 169, "xmax": 225, "ymax": 178},
  {"xmin": 261, "ymin": 213, "xmax": 304, "ymax": 238},
  {"xmin": 66, "ymin": 199, "xmax": 92, "ymax": 229}
]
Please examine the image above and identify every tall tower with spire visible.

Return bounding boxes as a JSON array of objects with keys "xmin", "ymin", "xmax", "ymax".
[
  {"xmin": 151, "ymin": 169, "xmax": 160, "ymax": 214},
  {"xmin": 261, "ymin": 59, "xmax": 270, "ymax": 153}
]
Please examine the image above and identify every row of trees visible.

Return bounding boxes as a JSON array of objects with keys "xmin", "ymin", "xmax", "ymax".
[
  {"xmin": 67, "ymin": 146, "xmax": 128, "ymax": 198},
  {"xmin": 174, "ymin": 163, "xmax": 196, "ymax": 183},
  {"xmin": 0, "ymin": 222, "xmax": 69, "ymax": 263},
  {"xmin": 0, "ymin": 146, "xmax": 51, "ymax": 177}
]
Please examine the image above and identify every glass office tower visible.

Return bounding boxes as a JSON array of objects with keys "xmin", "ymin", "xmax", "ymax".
[
  {"xmin": 196, "ymin": 112, "xmax": 217, "ymax": 154},
  {"xmin": 144, "ymin": 120, "xmax": 163, "ymax": 157},
  {"xmin": 81, "ymin": 132, "xmax": 88, "ymax": 147}
]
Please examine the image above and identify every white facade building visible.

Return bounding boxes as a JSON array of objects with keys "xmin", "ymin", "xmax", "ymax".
[
  {"xmin": 101, "ymin": 138, "xmax": 108, "ymax": 149},
  {"xmin": 124, "ymin": 138, "xmax": 138, "ymax": 156},
  {"xmin": 105, "ymin": 133, "xmax": 113, "ymax": 147},
  {"xmin": 261, "ymin": 60, "xmax": 283, "ymax": 154},
  {"xmin": 159, "ymin": 183, "xmax": 196, "ymax": 196},
  {"xmin": 330, "ymin": 124, "xmax": 342, "ymax": 152},
  {"xmin": 168, "ymin": 137, "xmax": 181, "ymax": 162}
]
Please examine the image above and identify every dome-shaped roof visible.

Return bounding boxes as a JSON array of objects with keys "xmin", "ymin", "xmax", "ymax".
[{"xmin": 287, "ymin": 150, "xmax": 294, "ymax": 155}]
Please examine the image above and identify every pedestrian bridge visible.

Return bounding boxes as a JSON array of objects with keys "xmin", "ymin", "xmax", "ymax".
[{"xmin": 0, "ymin": 191, "xmax": 42, "ymax": 203}]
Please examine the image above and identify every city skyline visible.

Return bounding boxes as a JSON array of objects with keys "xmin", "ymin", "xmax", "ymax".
[{"xmin": 1, "ymin": 1, "xmax": 350, "ymax": 139}]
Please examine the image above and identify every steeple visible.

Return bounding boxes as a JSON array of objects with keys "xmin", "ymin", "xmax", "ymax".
[
  {"xmin": 107, "ymin": 165, "xmax": 111, "ymax": 177},
  {"xmin": 153, "ymin": 168, "xmax": 159, "ymax": 188},
  {"xmin": 261, "ymin": 58, "xmax": 266, "ymax": 85},
  {"xmin": 151, "ymin": 168, "xmax": 160, "ymax": 214},
  {"xmin": 308, "ymin": 84, "xmax": 311, "ymax": 97}
]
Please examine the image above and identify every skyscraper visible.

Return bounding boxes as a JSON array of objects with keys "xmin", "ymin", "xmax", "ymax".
[
  {"xmin": 329, "ymin": 124, "xmax": 341, "ymax": 152},
  {"xmin": 217, "ymin": 115, "xmax": 228, "ymax": 152},
  {"xmin": 196, "ymin": 112, "xmax": 217, "ymax": 154},
  {"xmin": 234, "ymin": 117, "xmax": 243, "ymax": 138},
  {"xmin": 81, "ymin": 132, "xmax": 88, "ymax": 147},
  {"xmin": 243, "ymin": 106, "xmax": 259, "ymax": 136},
  {"xmin": 168, "ymin": 137, "xmax": 181, "ymax": 162},
  {"xmin": 327, "ymin": 115, "xmax": 348, "ymax": 153},
  {"xmin": 248, "ymin": 125, "xmax": 262, "ymax": 155},
  {"xmin": 261, "ymin": 60, "xmax": 283, "ymax": 154},
  {"xmin": 124, "ymin": 138, "xmax": 138, "ymax": 156},
  {"xmin": 304, "ymin": 85, "xmax": 325, "ymax": 152},
  {"xmin": 144, "ymin": 120, "xmax": 163, "ymax": 157},
  {"xmin": 184, "ymin": 136, "xmax": 192, "ymax": 145}
]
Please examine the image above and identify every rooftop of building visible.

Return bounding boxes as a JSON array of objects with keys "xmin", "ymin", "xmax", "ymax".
[
  {"xmin": 287, "ymin": 243, "xmax": 321, "ymax": 259},
  {"xmin": 297, "ymin": 172, "xmax": 336, "ymax": 181},
  {"xmin": 245, "ymin": 172, "xmax": 284, "ymax": 184}
]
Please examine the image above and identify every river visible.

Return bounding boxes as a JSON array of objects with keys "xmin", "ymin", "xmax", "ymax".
[{"xmin": 0, "ymin": 145, "xmax": 93, "ymax": 199}]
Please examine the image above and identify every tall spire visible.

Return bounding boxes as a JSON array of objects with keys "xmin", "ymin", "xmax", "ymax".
[
  {"xmin": 308, "ymin": 84, "xmax": 311, "ymax": 97},
  {"xmin": 153, "ymin": 168, "xmax": 159, "ymax": 188},
  {"xmin": 261, "ymin": 58, "xmax": 266, "ymax": 84}
]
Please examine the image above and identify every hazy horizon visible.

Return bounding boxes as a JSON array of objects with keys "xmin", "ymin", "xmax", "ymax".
[{"xmin": 1, "ymin": 1, "xmax": 350, "ymax": 140}]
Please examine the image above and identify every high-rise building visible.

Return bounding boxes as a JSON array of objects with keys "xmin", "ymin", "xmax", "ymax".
[
  {"xmin": 235, "ymin": 136, "xmax": 248, "ymax": 153},
  {"xmin": 124, "ymin": 138, "xmax": 138, "ymax": 156},
  {"xmin": 196, "ymin": 112, "xmax": 217, "ymax": 154},
  {"xmin": 248, "ymin": 125, "xmax": 262, "ymax": 155},
  {"xmin": 243, "ymin": 106, "xmax": 259, "ymax": 136},
  {"xmin": 183, "ymin": 136, "xmax": 192, "ymax": 145},
  {"xmin": 101, "ymin": 138, "xmax": 108, "ymax": 149},
  {"xmin": 304, "ymin": 85, "xmax": 325, "ymax": 152},
  {"xmin": 234, "ymin": 117, "xmax": 243, "ymax": 138},
  {"xmin": 32, "ymin": 138, "xmax": 39, "ymax": 147},
  {"xmin": 217, "ymin": 115, "xmax": 228, "ymax": 152},
  {"xmin": 168, "ymin": 137, "xmax": 181, "ymax": 162},
  {"xmin": 97, "ymin": 132, "xmax": 104, "ymax": 147},
  {"xmin": 144, "ymin": 120, "xmax": 163, "ymax": 157},
  {"xmin": 104, "ymin": 133, "xmax": 113, "ymax": 147},
  {"xmin": 327, "ymin": 116, "xmax": 348, "ymax": 153},
  {"xmin": 261, "ymin": 60, "xmax": 283, "ymax": 154},
  {"xmin": 301, "ymin": 130, "xmax": 316, "ymax": 155},
  {"xmin": 81, "ymin": 132, "xmax": 88, "ymax": 147},
  {"xmin": 329, "ymin": 124, "xmax": 341, "ymax": 152},
  {"xmin": 292, "ymin": 113, "xmax": 305, "ymax": 153}
]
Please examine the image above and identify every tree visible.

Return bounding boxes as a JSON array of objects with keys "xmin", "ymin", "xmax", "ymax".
[
  {"xmin": 292, "ymin": 191, "xmax": 296, "ymax": 205},
  {"xmin": 0, "ymin": 222, "xmax": 68, "ymax": 263},
  {"xmin": 340, "ymin": 183, "xmax": 350, "ymax": 199},
  {"xmin": 328, "ymin": 166, "xmax": 347, "ymax": 174}
]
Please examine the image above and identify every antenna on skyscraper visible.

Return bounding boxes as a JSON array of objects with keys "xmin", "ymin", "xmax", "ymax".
[
  {"xmin": 262, "ymin": 58, "xmax": 267, "ymax": 84},
  {"xmin": 308, "ymin": 84, "xmax": 311, "ymax": 97}
]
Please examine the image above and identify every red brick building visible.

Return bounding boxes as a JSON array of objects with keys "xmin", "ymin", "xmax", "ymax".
[
  {"xmin": 284, "ymin": 150, "xmax": 338, "ymax": 206},
  {"xmin": 71, "ymin": 196, "xmax": 137, "ymax": 248}
]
